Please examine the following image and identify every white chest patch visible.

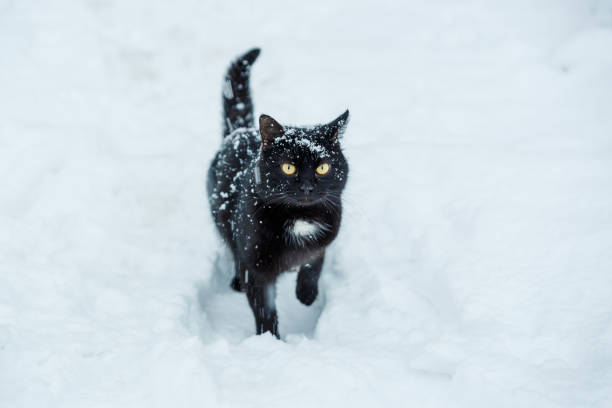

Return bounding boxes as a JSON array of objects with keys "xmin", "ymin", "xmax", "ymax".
[
  {"xmin": 292, "ymin": 219, "xmax": 320, "ymax": 236},
  {"xmin": 286, "ymin": 219, "xmax": 329, "ymax": 246}
]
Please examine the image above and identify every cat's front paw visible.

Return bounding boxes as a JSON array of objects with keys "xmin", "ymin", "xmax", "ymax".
[{"xmin": 296, "ymin": 282, "xmax": 318, "ymax": 306}]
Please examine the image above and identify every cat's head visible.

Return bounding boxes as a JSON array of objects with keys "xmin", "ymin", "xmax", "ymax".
[{"xmin": 254, "ymin": 110, "xmax": 349, "ymax": 207}]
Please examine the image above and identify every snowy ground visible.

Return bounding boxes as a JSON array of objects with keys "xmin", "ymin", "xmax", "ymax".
[{"xmin": 1, "ymin": 0, "xmax": 612, "ymax": 406}]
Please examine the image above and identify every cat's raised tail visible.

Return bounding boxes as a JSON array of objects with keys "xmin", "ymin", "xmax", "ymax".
[{"xmin": 222, "ymin": 48, "xmax": 261, "ymax": 137}]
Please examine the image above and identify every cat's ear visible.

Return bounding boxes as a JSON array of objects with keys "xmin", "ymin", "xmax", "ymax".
[
  {"xmin": 259, "ymin": 114, "xmax": 284, "ymax": 148},
  {"xmin": 328, "ymin": 109, "xmax": 350, "ymax": 141}
]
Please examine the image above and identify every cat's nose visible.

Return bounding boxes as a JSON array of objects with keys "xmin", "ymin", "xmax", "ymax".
[{"xmin": 299, "ymin": 182, "xmax": 314, "ymax": 194}]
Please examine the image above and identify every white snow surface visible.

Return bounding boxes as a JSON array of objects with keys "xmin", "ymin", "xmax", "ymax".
[{"xmin": 1, "ymin": 1, "xmax": 612, "ymax": 407}]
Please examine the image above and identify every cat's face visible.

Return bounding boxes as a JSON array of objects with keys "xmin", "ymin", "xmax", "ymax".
[{"xmin": 255, "ymin": 112, "xmax": 349, "ymax": 207}]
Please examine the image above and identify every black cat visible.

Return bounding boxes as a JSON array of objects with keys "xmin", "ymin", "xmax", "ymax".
[{"xmin": 207, "ymin": 48, "xmax": 349, "ymax": 338}]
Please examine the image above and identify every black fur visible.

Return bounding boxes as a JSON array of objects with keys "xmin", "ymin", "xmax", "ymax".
[
  {"xmin": 221, "ymin": 48, "xmax": 260, "ymax": 137},
  {"xmin": 207, "ymin": 48, "xmax": 349, "ymax": 337}
]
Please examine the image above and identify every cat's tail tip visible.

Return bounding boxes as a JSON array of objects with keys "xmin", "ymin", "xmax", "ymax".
[
  {"xmin": 238, "ymin": 48, "xmax": 261, "ymax": 66},
  {"xmin": 226, "ymin": 48, "xmax": 261, "ymax": 80}
]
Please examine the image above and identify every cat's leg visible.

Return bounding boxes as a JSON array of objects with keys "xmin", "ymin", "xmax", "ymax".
[
  {"xmin": 246, "ymin": 276, "xmax": 279, "ymax": 338},
  {"xmin": 230, "ymin": 259, "xmax": 247, "ymax": 292},
  {"xmin": 296, "ymin": 254, "xmax": 324, "ymax": 306}
]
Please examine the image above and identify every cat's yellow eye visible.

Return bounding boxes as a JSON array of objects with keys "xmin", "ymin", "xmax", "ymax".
[
  {"xmin": 316, "ymin": 163, "xmax": 330, "ymax": 175},
  {"xmin": 281, "ymin": 163, "xmax": 296, "ymax": 175}
]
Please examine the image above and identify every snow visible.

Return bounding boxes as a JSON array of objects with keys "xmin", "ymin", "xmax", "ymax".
[
  {"xmin": 1, "ymin": 0, "xmax": 612, "ymax": 407},
  {"xmin": 276, "ymin": 128, "xmax": 330, "ymax": 156}
]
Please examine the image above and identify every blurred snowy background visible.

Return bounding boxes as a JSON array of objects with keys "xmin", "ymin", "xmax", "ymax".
[{"xmin": 1, "ymin": 0, "xmax": 612, "ymax": 406}]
